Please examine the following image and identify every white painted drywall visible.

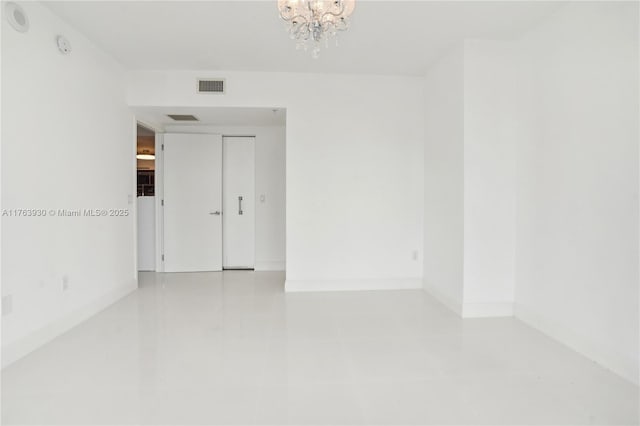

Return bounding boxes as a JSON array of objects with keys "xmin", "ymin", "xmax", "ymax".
[
  {"xmin": 423, "ymin": 41, "xmax": 517, "ymax": 317},
  {"xmin": 423, "ymin": 2, "xmax": 638, "ymax": 381},
  {"xmin": 462, "ymin": 40, "xmax": 517, "ymax": 316},
  {"xmin": 422, "ymin": 44, "xmax": 465, "ymax": 313},
  {"xmin": 128, "ymin": 71, "xmax": 425, "ymax": 290},
  {"xmin": 1, "ymin": 2, "xmax": 136, "ymax": 367},
  {"xmin": 137, "ymin": 196, "xmax": 156, "ymax": 271},
  {"xmin": 165, "ymin": 125, "xmax": 286, "ymax": 271},
  {"xmin": 514, "ymin": 1, "xmax": 639, "ymax": 384}
]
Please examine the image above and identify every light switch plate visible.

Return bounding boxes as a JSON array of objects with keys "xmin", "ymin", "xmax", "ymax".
[{"xmin": 2, "ymin": 295, "xmax": 13, "ymax": 316}]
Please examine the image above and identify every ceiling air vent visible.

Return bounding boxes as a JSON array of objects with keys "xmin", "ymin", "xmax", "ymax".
[
  {"xmin": 197, "ymin": 79, "xmax": 225, "ymax": 94},
  {"xmin": 167, "ymin": 114, "xmax": 199, "ymax": 121}
]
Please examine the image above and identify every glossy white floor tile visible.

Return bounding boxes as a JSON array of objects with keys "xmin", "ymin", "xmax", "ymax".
[{"xmin": 2, "ymin": 271, "xmax": 638, "ymax": 425}]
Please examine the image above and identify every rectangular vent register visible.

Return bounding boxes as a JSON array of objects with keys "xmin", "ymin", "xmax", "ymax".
[
  {"xmin": 198, "ymin": 79, "xmax": 225, "ymax": 93},
  {"xmin": 167, "ymin": 114, "xmax": 199, "ymax": 121}
]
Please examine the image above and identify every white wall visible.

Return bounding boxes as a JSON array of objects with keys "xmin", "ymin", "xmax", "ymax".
[
  {"xmin": 137, "ymin": 196, "xmax": 156, "ymax": 271},
  {"xmin": 128, "ymin": 71, "xmax": 425, "ymax": 291},
  {"xmin": 423, "ymin": 41, "xmax": 517, "ymax": 317},
  {"xmin": 423, "ymin": 44, "xmax": 465, "ymax": 313},
  {"xmin": 423, "ymin": 2, "xmax": 638, "ymax": 382},
  {"xmin": 1, "ymin": 2, "xmax": 136, "ymax": 367},
  {"xmin": 163, "ymin": 125, "xmax": 286, "ymax": 271},
  {"xmin": 462, "ymin": 40, "xmax": 517, "ymax": 317},
  {"xmin": 514, "ymin": 1, "xmax": 639, "ymax": 384}
]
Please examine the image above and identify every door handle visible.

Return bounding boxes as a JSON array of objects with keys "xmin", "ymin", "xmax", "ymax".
[
  {"xmin": 209, "ymin": 211, "xmax": 221, "ymax": 215},
  {"xmin": 238, "ymin": 196, "xmax": 243, "ymax": 215}
]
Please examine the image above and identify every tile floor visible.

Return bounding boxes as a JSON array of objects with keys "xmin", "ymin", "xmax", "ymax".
[{"xmin": 2, "ymin": 271, "xmax": 638, "ymax": 425}]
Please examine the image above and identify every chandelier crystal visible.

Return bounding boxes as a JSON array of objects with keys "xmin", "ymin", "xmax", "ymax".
[{"xmin": 278, "ymin": 0, "xmax": 355, "ymax": 58}]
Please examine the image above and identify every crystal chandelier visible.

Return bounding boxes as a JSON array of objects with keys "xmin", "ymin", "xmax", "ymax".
[{"xmin": 277, "ymin": 0, "xmax": 355, "ymax": 58}]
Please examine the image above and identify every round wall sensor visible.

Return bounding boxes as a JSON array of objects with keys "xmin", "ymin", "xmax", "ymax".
[
  {"xmin": 5, "ymin": 2, "xmax": 29, "ymax": 33},
  {"xmin": 56, "ymin": 35, "xmax": 72, "ymax": 54}
]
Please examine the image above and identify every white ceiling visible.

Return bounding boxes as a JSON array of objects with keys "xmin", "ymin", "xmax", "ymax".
[
  {"xmin": 134, "ymin": 106, "xmax": 286, "ymax": 129},
  {"xmin": 45, "ymin": 1, "xmax": 565, "ymax": 76},
  {"xmin": 137, "ymin": 124, "xmax": 155, "ymax": 137}
]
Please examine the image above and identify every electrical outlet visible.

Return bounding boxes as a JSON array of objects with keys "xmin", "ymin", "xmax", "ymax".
[
  {"xmin": 2, "ymin": 295, "xmax": 13, "ymax": 316},
  {"xmin": 62, "ymin": 275, "xmax": 69, "ymax": 291}
]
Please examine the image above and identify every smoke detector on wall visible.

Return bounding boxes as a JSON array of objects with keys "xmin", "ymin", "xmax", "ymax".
[
  {"xmin": 5, "ymin": 2, "xmax": 29, "ymax": 33},
  {"xmin": 56, "ymin": 35, "xmax": 72, "ymax": 54}
]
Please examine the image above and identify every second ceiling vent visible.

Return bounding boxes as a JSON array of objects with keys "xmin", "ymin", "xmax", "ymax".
[
  {"xmin": 167, "ymin": 114, "xmax": 199, "ymax": 121},
  {"xmin": 197, "ymin": 79, "xmax": 225, "ymax": 94}
]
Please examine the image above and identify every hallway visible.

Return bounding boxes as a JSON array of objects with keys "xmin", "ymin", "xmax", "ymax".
[{"xmin": 2, "ymin": 271, "xmax": 638, "ymax": 425}]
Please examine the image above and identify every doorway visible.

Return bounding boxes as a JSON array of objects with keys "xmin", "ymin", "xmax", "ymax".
[
  {"xmin": 136, "ymin": 123, "xmax": 156, "ymax": 272},
  {"xmin": 132, "ymin": 106, "xmax": 286, "ymax": 274}
]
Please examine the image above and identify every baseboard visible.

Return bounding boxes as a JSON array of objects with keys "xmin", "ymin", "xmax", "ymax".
[
  {"xmin": 285, "ymin": 277, "xmax": 421, "ymax": 292},
  {"xmin": 422, "ymin": 281, "xmax": 463, "ymax": 316},
  {"xmin": 514, "ymin": 303, "xmax": 639, "ymax": 385},
  {"xmin": 1, "ymin": 280, "xmax": 137, "ymax": 369},
  {"xmin": 423, "ymin": 282, "xmax": 513, "ymax": 318},
  {"xmin": 462, "ymin": 301, "xmax": 514, "ymax": 318},
  {"xmin": 254, "ymin": 260, "xmax": 286, "ymax": 271}
]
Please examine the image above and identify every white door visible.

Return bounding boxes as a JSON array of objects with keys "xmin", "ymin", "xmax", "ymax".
[
  {"xmin": 163, "ymin": 133, "xmax": 223, "ymax": 272},
  {"xmin": 223, "ymin": 136, "xmax": 255, "ymax": 269}
]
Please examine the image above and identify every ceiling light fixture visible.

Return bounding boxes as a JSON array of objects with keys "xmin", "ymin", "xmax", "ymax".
[
  {"xmin": 278, "ymin": 0, "xmax": 355, "ymax": 58},
  {"xmin": 137, "ymin": 151, "xmax": 155, "ymax": 160}
]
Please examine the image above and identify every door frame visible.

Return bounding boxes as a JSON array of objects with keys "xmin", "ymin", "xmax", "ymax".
[
  {"xmin": 154, "ymin": 132, "xmax": 165, "ymax": 272},
  {"xmin": 132, "ymin": 119, "xmax": 164, "ymax": 274}
]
